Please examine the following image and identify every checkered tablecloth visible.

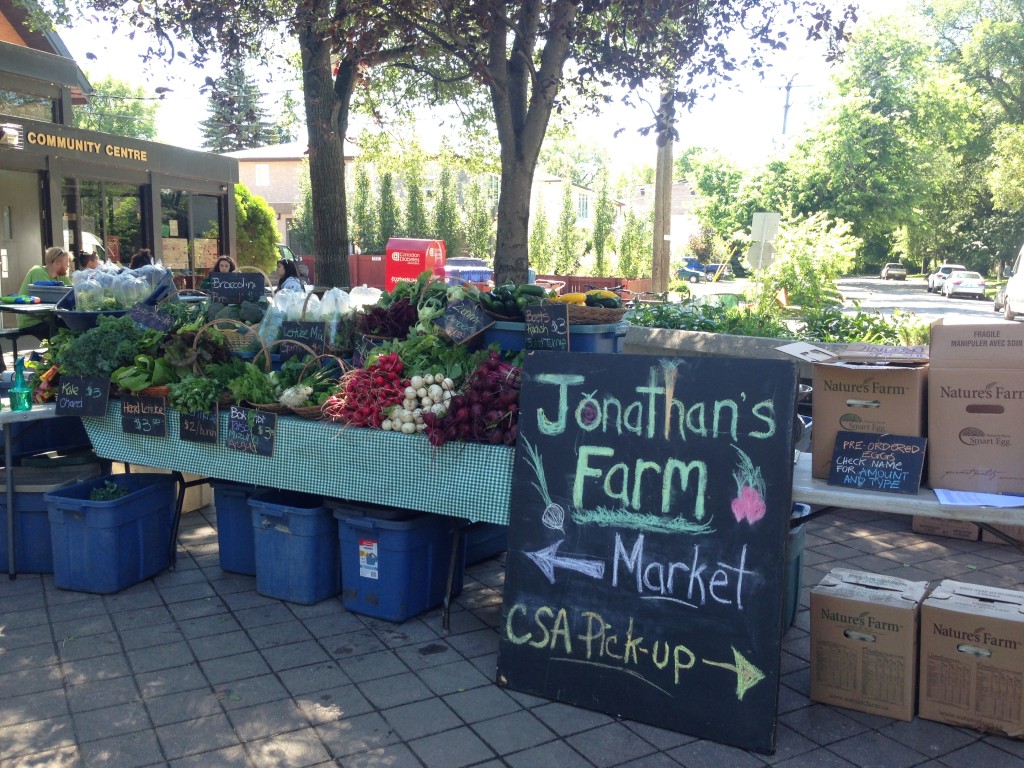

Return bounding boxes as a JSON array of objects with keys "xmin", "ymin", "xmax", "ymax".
[{"xmin": 83, "ymin": 402, "xmax": 514, "ymax": 524}]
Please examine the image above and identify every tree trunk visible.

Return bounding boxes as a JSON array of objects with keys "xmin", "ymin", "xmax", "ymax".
[
  {"xmin": 298, "ymin": 10, "xmax": 350, "ymax": 288},
  {"xmin": 652, "ymin": 82, "xmax": 676, "ymax": 292},
  {"xmin": 493, "ymin": 154, "xmax": 536, "ymax": 286}
]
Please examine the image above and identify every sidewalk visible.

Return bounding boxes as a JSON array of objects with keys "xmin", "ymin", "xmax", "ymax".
[{"xmin": 3, "ymin": 505, "xmax": 1024, "ymax": 767}]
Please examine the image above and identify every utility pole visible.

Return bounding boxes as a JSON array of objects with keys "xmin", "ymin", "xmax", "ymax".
[
  {"xmin": 652, "ymin": 79, "xmax": 675, "ymax": 293},
  {"xmin": 782, "ymin": 74, "xmax": 797, "ymax": 135}
]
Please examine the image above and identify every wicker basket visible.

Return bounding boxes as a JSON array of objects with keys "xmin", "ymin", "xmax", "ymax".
[
  {"xmin": 566, "ymin": 304, "xmax": 628, "ymax": 325},
  {"xmin": 240, "ymin": 339, "xmax": 319, "ymax": 414},
  {"xmin": 289, "ymin": 354, "xmax": 349, "ymax": 419},
  {"xmin": 137, "ymin": 385, "xmax": 171, "ymax": 399},
  {"xmin": 482, "ymin": 307, "xmax": 522, "ymax": 322}
]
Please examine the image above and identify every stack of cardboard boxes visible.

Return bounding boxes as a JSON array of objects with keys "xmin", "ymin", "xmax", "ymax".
[
  {"xmin": 810, "ymin": 569, "xmax": 1024, "ymax": 737},
  {"xmin": 809, "ymin": 318, "xmax": 1024, "ymax": 542}
]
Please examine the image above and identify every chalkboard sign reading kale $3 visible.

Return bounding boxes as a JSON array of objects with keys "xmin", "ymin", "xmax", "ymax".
[
  {"xmin": 55, "ymin": 375, "xmax": 109, "ymax": 417},
  {"xmin": 496, "ymin": 352, "xmax": 798, "ymax": 754}
]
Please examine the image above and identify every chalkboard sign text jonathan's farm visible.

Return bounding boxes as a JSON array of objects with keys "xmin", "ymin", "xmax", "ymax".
[{"xmin": 497, "ymin": 352, "xmax": 798, "ymax": 753}]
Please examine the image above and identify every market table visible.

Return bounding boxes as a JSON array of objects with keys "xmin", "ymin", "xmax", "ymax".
[
  {"xmin": 791, "ymin": 451, "xmax": 1024, "ymax": 527},
  {"xmin": 82, "ymin": 402, "xmax": 515, "ymax": 524},
  {"xmin": 4, "ymin": 402, "xmax": 58, "ymax": 577},
  {"xmin": 0, "ymin": 302, "xmax": 59, "ymax": 361}
]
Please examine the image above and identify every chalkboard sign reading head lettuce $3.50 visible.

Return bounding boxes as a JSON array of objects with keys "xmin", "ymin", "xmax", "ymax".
[{"xmin": 496, "ymin": 352, "xmax": 798, "ymax": 754}]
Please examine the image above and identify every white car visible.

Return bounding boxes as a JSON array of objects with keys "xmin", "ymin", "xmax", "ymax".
[
  {"xmin": 927, "ymin": 263, "xmax": 966, "ymax": 293},
  {"xmin": 941, "ymin": 270, "xmax": 986, "ymax": 299}
]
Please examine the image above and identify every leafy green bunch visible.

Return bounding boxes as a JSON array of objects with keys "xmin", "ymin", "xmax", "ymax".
[{"xmin": 56, "ymin": 316, "xmax": 162, "ymax": 378}]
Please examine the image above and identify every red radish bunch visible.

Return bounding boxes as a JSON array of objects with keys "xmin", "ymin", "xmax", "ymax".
[
  {"xmin": 422, "ymin": 352, "xmax": 521, "ymax": 447},
  {"xmin": 322, "ymin": 352, "xmax": 409, "ymax": 428}
]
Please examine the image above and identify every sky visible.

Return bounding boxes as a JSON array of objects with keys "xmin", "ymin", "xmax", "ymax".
[{"xmin": 54, "ymin": 0, "xmax": 908, "ymax": 173}]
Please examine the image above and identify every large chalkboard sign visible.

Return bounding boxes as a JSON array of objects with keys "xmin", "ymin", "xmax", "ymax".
[
  {"xmin": 55, "ymin": 375, "xmax": 109, "ymax": 416},
  {"xmin": 524, "ymin": 303, "xmax": 569, "ymax": 351},
  {"xmin": 827, "ymin": 431, "xmax": 927, "ymax": 494},
  {"xmin": 121, "ymin": 395, "xmax": 167, "ymax": 437},
  {"xmin": 205, "ymin": 273, "xmax": 265, "ymax": 304},
  {"xmin": 496, "ymin": 352, "xmax": 798, "ymax": 753},
  {"xmin": 224, "ymin": 405, "xmax": 276, "ymax": 456}
]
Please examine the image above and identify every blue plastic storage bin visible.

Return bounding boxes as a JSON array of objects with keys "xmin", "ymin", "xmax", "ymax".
[
  {"xmin": 0, "ymin": 464, "xmax": 101, "ymax": 573},
  {"xmin": 250, "ymin": 491, "xmax": 339, "ymax": 604},
  {"xmin": 45, "ymin": 473, "xmax": 176, "ymax": 593},
  {"xmin": 482, "ymin": 320, "xmax": 628, "ymax": 353},
  {"xmin": 333, "ymin": 504, "xmax": 464, "ymax": 622},
  {"xmin": 784, "ymin": 503, "xmax": 813, "ymax": 632},
  {"xmin": 212, "ymin": 480, "xmax": 263, "ymax": 575},
  {"xmin": 463, "ymin": 521, "xmax": 508, "ymax": 565}
]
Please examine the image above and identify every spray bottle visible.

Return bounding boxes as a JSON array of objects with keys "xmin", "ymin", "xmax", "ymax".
[{"xmin": 10, "ymin": 356, "xmax": 32, "ymax": 412}]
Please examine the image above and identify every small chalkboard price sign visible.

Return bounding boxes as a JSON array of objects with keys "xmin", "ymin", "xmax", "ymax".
[
  {"xmin": 434, "ymin": 299, "xmax": 494, "ymax": 345},
  {"xmin": 224, "ymin": 405, "xmax": 276, "ymax": 456},
  {"xmin": 121, "ymin": 395, "xmax": 167, "ymax": 437},
  {"xmin": 205, "ymin": 273, "xmax": 265, "ymax": 304},
  {"xmin": 55, "ymin": 375, "xmax": 109, "ymax": 416},
  {"xmin": 496, "ymin": 352, "xmax": 798, "ymax": 753},
  {"xmin": 279, "ymin": 321, "xmax": 326, "ymax": 358},
  {"xmin": 179, "ymin": 406, "xmax": 219, "ymax": 444},
  {"xmin": 827, "ymin": 431, "xmax": 927, "ymax": 494},
  {"xmin": 524, "ymin": 303, "xmax": 569, "ymax": 351},
  {"xmin": 128, "ymin": 303, "xmax": 174, "ymax": 332}
]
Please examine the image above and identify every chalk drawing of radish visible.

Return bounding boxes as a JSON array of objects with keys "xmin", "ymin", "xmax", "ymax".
[{"xmin": 731, "ymin": 445, "xmax": 767, "ymax": 524}]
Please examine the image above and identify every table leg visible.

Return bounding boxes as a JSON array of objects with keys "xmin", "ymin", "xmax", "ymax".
[
  {"xmin": 442, "ymin": 525, "xmax": 465, "ymax": 632},
  {"xmin": 6, "ymin": 428, "xmax": 15, "ymax": 579}
]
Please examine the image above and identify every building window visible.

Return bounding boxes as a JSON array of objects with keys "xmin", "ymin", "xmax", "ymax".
[
  {"xmin": 577, "ymin": 193, "xmax": 589, "ymax": 221},
  {"xmin": 0, "ymin": 88, "xmax": 56, "ymax": 122},
  {"xmin": 487, "ymin": 174, "xmax": 500, "ymax": 203},
  {"xmin": 254, "ymin": 163, "xmax": 270, "ymax": 187},
  {"xmin": 62, "ymin": 178, "xmax": 145, "ymax": 265}
]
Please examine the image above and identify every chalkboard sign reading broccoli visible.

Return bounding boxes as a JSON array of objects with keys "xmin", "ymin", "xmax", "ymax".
[{"xmin": 497, "ymin": 352, "xmax": 798, "ymax": 753}]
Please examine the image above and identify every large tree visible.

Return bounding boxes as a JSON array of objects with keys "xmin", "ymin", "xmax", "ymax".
[
  {"xmin": 199, "ymin": 68, "xmax": 280, "ymax": 151},
  {"xmin": 73, "ymin": 75, "xmax": 159, "ymax": 139}
]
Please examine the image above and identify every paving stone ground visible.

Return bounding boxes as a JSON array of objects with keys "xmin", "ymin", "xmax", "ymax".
[{"xmin": 2, "ymin": 505, "xmax": 1023, "ymax": 767}]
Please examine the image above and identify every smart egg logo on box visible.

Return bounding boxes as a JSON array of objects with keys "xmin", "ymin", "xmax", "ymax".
[{"xmin": 958, "ymin": 427, "xmax": 1011, "ymax": 447}]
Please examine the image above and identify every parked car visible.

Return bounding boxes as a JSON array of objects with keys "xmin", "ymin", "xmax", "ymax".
[
  {"xmin": 705, "ymin": 263, "xmax": 733, "ymax": 279},
  {"xmin": 927, "ymin": 263, "xmax": 967, "ymax": 293},
  {"xmin": 941, "ymin": 270, "xmax": 987, "ymax": 299},
  {"xmin": 993, "ymin": 283, "xmax": 1008, "ymax": 313},
  {"xmin": 880, "ymin": 262, "xmax": 907, "ymax": 280},
  {"xmin": 676, "ymin": 265, "xmax": 707, "ymax": 284}
]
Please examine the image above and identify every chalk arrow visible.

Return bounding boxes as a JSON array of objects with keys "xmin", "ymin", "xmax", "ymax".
[
  {"xmin": 526, "ymin": 540, "xmax": 605, "ymax": 585},
  {"xmin": 703, "ymin": 647, "xmax": 765, "ymax": 701}
]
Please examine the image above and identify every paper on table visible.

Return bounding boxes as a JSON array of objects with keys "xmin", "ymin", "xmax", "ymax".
[{"xmin": 934, "ymin": 488, "xmax": 1024, "ymax": 508}]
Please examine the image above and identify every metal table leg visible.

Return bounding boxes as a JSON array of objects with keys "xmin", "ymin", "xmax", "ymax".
[
  {"xmin": 6, "ymin": 427, "xmax": 14, "ymax": 579},
  {"xmin": 442, "ymin": 525, "xmax": 465, "ymax": 632}
]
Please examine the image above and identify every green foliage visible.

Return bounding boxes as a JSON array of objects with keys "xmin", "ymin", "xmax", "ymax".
[
  {"xmin": 463, "ymin": 179, "xmax": 494, "ymax": 261},
  {"xmin": 352, "ymin": 165, "xmax": 379, "ymax": 253},
  {"xmin": 554, "ymin": 185, "xmax": 582, "ymax": 274},
  {"xmin": 109, "ymin": 197, "xmax": 143, "ymax": 259},
  {"xmin": 755, "ymin": 213, "xmax": 859, "ymax": 312},
  {"xmin": 688, "ymin": 150, "xmax": 745, "ymax": 244},
  {"xmin": 168, "ymin": 374, "xmax": 225, "ymax": 414},
  {"xmin": 55, "ymin": 315, "xmax": 160, "ymax": 378},
  {"xmin": 89, "ymin": 480, "xmax": 130, "ymax": 502},
  {"xmin": 233, "ymin": 184, "xmax": 278, "ymax": 272},
  {"xmin": 199, "ymin": 68, "xmax": 280, "ymax": 152},
  {"xmin": 73, "ymin": 75, "xmax": 158, "ymax": 139},
  {"xmin": 529, "ymin": 205, "xmax": 554, "ymax": 274},
  {"xmin": 289, "ymin": 161, "xmax": 314, "ymax": 256},
  {"xmin": 378, "ymin": 173, "xmax": 399, "ymax": 249},
  {"xmin": 629, "ymin": 301, "xmax": 797, "ymax": 339},
  {"xmin": 618, "ymin": 209, "xmax": 650, "ymax": 279},
  {"xmin": 592, "ymin": 175, "xmax": 615, "ymax": 277},
  {"xmin": 432, "ymin": 166, "xmax": 463, "ymax": 258},
  {"xmin": 988, "ymin": 124, "xmax": 1024, "ymax": 211},
  {"xmin": 403, "ymin": 165, "xmax": 429, "ymax": 238}
]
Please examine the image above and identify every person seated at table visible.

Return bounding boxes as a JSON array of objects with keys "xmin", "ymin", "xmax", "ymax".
[
  {"xmin": 208, "ymin": 256, "xmax": 236, "ymax": 276},
  {"xmin": 75, "ymin": 250, "xmax": 100, "ymax": 271},
  {"xmin": 276, "ymin": 258, "xmax": 303, "ymax": 292},
  {"xmin": 129, "ymin": 248, "xmax": 154, "ymax": 269},
  {"xmin": 13, "ymin": 247, "xmax": 71, "ymax": 349}
]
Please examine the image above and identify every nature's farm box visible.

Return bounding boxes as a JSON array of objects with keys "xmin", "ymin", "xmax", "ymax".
[
  {"xmin": 810, "ymin": 568, "xmax": 928, "ymax": 721},
  {"xmin": 811, "ymin": 361, "xmax": 928, "ymax": 479},
  {"xmin": 928, "ymin": 319, "xmax": 1024, "ymax": 494},
  {"xmin": 911, "ymin": 516, "xmax": 979, "ymax": 542},
  {"xmin": 919, "ymin": 579, "xmax": 1024, "ymax": 737}
]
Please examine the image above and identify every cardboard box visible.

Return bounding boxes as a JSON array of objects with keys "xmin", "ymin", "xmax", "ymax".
[
  {"xmin": 384, "ymin": 238, "xmax": 446, "ymax": 292},
  {"xmin": 928, "ymin": 319, "xmax": 1024, "ymax": 494},
  {"xmin": 810, "ymin": 569, "xmax": 928, "ymax": 721},
  {"xmin": 811, "ymin": 361, "xmax": 928, "ymax": 479},
  {"xmin": 912, "ymin": 516, "xmax": 979, "ymax": 541},
  {"xmin": 981, "ymin": 524, "xmax": 1024, "ymax": 545},
  {"xmin": 919, "ymin": 580, "xmax": 1024, "ymax": 737}
]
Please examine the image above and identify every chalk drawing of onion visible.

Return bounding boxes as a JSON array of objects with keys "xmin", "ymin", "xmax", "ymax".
[{"xmin": 522, "ymin": 437, "xmax": 565, "ymax": 532}]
